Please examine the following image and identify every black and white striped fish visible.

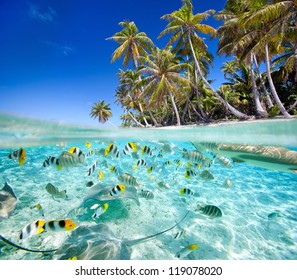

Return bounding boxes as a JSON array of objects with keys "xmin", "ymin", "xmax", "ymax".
[
  {"xmin": 109, "ymin": 184, "xmax": 125, "ymax": 196},
  {"xmin": 105, "ymin": 144, "xmax": 120, "ymax": 158},
  {"xmin": 45, "ymin": 183, "xmax": 67, "ymax": 199},
  {"xmin": 173, "ymin": 229, "xmax": 187, "ymax": 240},
  {"xmin": 58, "ymin": 151, "xmax": 85, "ymax": 167},
  {"xmin": 42, "ymin": 156, "xmax": 60, "ymax": 168},
  {"xmin": 123, "ymin": 142, "xmax": 137, "ymax": 155},
  {"xmin": 139, "ymin": 189, "xmax": 154, "ymax": 199},
  {"xmin": 196, "ymin": 204, "xmax": 222, "ymax": 218},
  {"xmin": 133, "ymin": 159, "xmax": 147, "ymax": 170},
  {"xmin": 86, "ymin": 160, "xmax": 98, "ymax": 176},
  {"xmin": 118, "ymin": 173, "xmax": 140, "ymax": 187}
]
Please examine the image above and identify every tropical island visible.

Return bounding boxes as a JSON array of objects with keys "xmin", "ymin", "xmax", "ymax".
[{"xmin": 90, "ymin": 0, "xmax": 296, "ymax": 128}]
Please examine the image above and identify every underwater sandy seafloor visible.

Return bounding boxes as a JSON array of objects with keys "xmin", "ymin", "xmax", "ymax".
[{"xmin": 0, "ymin": 139, "xmax": 297, "ymax": 260}]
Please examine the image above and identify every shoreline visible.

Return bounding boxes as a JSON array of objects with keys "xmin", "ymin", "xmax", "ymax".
[{"xmin": 150, "ymin": 116, "xmax": 297, "ymax": 129}]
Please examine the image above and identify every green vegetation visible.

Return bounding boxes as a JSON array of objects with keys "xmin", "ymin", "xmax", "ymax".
[{"xmin": 103, "ymin": 0, "xmax": 297, "ymax": 127}]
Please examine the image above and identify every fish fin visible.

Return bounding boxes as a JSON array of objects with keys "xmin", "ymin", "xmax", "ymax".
[
  {"xmin": 133, "ymin": 165, "xmax": 137, "ymax": 170},
  {"xmin": 57, "ymin": 165, "xmax": 63, "ymax": 170},
  {"xmin": 36, "ymin": 228, "xmax": 45, "ymax": 235}
]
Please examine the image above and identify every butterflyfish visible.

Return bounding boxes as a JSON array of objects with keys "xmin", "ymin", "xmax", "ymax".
[
  {"xmin": 123, "ymin": 142, "xmax": 137, "ymax": 155},
  {"xmin": 147, "ymin": 166, "xmax": 154, "ymax": 174},
  {"xmin": 7, "ymin": 148, "xmax": 26, "ymax": 165},
  {"xmin": 173, "ymin": 229, "xmax": 187, "ymax": 240},
  {"xmin": 42, "ymin": 156, "xmax": 60, "ymax": 169},
  {"xmin": 86, "ymin": 160, "xmax": 98, "ymax": 176},
  {"xmin": 105, "ymin": 144, "xmax": 120, "ymax": 158},
  {"xmin": 109, "ymin": 184, "xmax": 125, "ymax": 196},
  {"xmin": 91, "ymin": 203, "xmax": 108, "ymax": 219},
  {"xmin": 19, "ymin": 220, "xmax": 46, "ymax": 239},
  {"xmin": 98, "ymin": 170, "xmax": 104, "ymax": 180},
  {"xmin": 180, "ymin": 188, "xmax": 194, "ymax": 196},
  {"xmin": 133, "ymin": 159, "xmax": 147, "ymax": 170},
  {"xmin": 35, "ymin": 204, "xmax": 44, "ymax": 217},
  {"xmin": 175, "ymin": 244, "xmax": 198, "ymax": 258},
  {"xmin": 142, "ymin": 145, "xmax": 153, "ymax": 156},
  {"xmin": 185, "ymin": 169, "xmax": 197, "ymax": 179},
  {"xmin": 86, "ymin": 150, "xmax": 95, "ymax": 157},
  {"xmin": 110, "ymin": 166, "xmax": 120, "ymax": 176}
]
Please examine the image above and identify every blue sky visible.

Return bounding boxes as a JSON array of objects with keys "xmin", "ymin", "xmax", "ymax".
[{"xmin": 0, "ymin": 0, "xmax": 227, "ymax": 127}]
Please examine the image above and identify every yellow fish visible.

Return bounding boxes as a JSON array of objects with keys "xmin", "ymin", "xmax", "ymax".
[
  {"xmin": 98, "ymin": 170, "xmax": 104, "ymax": 180},
  {"xmin": 7, "ymin": 148, "xmax": 26, "ymax": 166},
  {"xmin": 85, "ymin": 141, "xmax": 92, "ymax": 148}
]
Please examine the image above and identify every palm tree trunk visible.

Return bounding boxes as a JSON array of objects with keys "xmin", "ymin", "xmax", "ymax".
[
  {"xmin": 169, "ymin": 92, "xmax": 181, "ymax": 126},
  {"xmin": 181, "ymin": 99, "xmax": 189, "ymax": 124},
  {"xmin": 127, "ymin": 110, "xmax": 145, "ymax": 128},
  {"xmin": 147, "ymin": 107, "xmax": 160, "ymax": 127},
  {"xmin": 264, "ymin": 44, "xmax": 292, "ymax": 118},
  {"xmin": 294, "ymin": 42, "xmax": 297, "ymax": 83},
  {"xmin": 253, "ymin": 54, "xmax": 273, "ymax": 108},
  {"xmin": 194, "ymin": 68, "xmax": 209, "ymax": 120},
  {"xmin": 137, "ymin": 102, "xmax": 150, "ymax": 127},
  {"xmin": 250, "ymin": 53, "xmax": 268, "ymax": 118},
  {"xmin": 134, "ymin": 58, "xmax": 157, "ymax": 127},
  {"xmin": 188, "ymin": 35, "xmax": 249, "ymax": 120}
]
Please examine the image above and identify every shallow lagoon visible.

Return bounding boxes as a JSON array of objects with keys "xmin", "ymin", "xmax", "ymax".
[{"xmin": 0, "ymin": 114, "xmax": 297, "ymax": 260}]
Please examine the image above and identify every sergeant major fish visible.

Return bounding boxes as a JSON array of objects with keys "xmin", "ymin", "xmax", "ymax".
[
  {"xmin": 195, "ymin": 204, "xmax": 222, "ymax": 218},
  {"xmin": 58, "ymin": 151, "xmax": 86, "ymax": 168},
  {"xmin": 118, "ymin": 173, "xmax": 140, "ymax": 187},
  {"xmin": 45, "ymin": 183, "xmax": 67, "ymax": 200},
  {"xmin": 139, "ymin": 190, "xmax": 154, "ymax": 199}
]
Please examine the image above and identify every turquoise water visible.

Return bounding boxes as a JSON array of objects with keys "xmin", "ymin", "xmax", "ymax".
[{"xmin": 0, "ymin": 114, "xmax": 297, "ymax": 260}]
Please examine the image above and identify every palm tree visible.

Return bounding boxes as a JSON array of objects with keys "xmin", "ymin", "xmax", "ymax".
[
  {"xmin": 107, "ymin": 21, "xmax": 160, "ymax": 126},
  {"xmin": 90, "ymin": 100, "xmax": 115, "ymax": 127},
  {"xmin": 159, "ymin": 0, "xmax": 250, "ymax": 120},
  {"xmin": 107, "ymin": 20, "xmax": 154, "ymax": 68},
  {"xmin": 217, "ymin": 0, "xmax": 293, "ymax": 118},
  {"xmin": 114, "ymin": 86, "xmax": 145, "ymax": 128},
  {"xmin": 138, "ymin": 47, "xmax": 190, "ymax": 126}
]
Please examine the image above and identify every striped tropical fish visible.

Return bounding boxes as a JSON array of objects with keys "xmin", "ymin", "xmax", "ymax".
[
  {"xmin": 45, "ymin": 183, "xmax": 67, "ymax": 199},
  {"xmin": 196, "ymin": 204, "xmax": 222, "ymax": 218}
]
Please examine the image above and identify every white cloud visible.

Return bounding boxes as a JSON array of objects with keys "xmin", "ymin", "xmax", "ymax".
[{"xmin": 28, "ymin": 2, "xmax": 57, "ymax": 23}]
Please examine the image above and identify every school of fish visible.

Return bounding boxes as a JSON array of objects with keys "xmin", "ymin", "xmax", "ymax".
[{"xmin": 2, "ymin": 139, "xmax": 291, "ymax": 260}]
